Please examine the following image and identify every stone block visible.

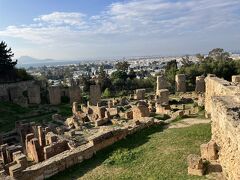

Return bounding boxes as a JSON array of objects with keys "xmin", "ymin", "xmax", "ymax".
[
  {"xmin": 200, "ymin": 141, "xmax": 218, "ymax": 160},
  {"xmin": 187, "ymin": 154, "xmax": 205, "ymax": 176}
]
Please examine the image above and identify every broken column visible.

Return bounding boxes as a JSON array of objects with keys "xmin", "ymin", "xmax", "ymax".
[
  {"xmin": 48, "ymin": 86, "xmax": 61, "ymax": 105},
  {"xmin": 175, "ymin": 74, "xmax": 186, "ymax": 92},
  {"xmin": 156, "ymin": 89, "xmax": 169, "ymax": 105},
  {"xmin": 156, "ymin": 75, "xmax": 167, "ymax": 95},
  {"xmin": 69, "ymin": 86, "xmax": 81, "ymax": 104},
  {"xmin": 28, "ymin": 85, "xmax": 41, "ymax": 104},
  {"xmin": 37, "ymin": 126, "xmax": 45, "ymax": 147},
  {"xmin": 135, "ymin": 89, "xmax": 146, "ymax": 100},
  {"xmin": 195, "ymin": 76, "xmax": 205, "ymax": 93},
  {"xmin": 232, "ymin": 75, "xmax": 240, "ymax": 83},
  {"xmin": 1, "ymin": 144, "xmax": 8, "ymax": 164},
  {"xmin": 89, "ymin": 84, "xmax": 101, "ymax": 106}
]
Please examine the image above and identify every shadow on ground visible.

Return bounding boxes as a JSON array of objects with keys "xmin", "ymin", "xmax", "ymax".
[{"xmin": 49, "ymin": 125, "xmax": 164, "ymax": 180}]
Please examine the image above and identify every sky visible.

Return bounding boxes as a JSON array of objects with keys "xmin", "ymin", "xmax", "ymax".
[{"xmin": 0, "ymin": 0, "xmax": 240, "ymax": 60}]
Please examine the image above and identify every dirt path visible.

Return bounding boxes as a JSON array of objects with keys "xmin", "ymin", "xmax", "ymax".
[{"xmin": 166, "ymin": 118, "xmax": 211, "ymax": 129}]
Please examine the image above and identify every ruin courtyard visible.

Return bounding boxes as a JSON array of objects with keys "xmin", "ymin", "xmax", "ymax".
[{"xmin": 0, "ymin": 74, "xmax": 239, "ymax": 180}]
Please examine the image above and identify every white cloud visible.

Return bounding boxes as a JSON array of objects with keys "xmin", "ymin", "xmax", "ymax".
[
  {"xmin": 0, "ymin": 0, "xmax": 240, "ymax": 58},
  {"xmin": 34, "ymin": 12, "xmax": 86, "ymax": 26}
]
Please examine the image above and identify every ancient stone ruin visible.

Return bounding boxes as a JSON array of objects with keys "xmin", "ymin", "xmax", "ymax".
[
  {"xmin": 195, "ymin": 76, "xmax": 205, "ymax": 93},
  {"xmin": 175, "ymin": 74, "xmax": 186, "ymax": 92},
  {"xmin": 89, "ymin": 84, "xmax": 101, "ymax": 106},
  {"xmin": 188, "ymin": 74, "xmax": 240, "ymax": 179},
  {"xmin": 48, "ymin": 86, "xmax": 61, "ymax": 105}
]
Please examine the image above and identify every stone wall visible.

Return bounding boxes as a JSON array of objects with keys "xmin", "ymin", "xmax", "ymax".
[
  {"xmin": 0, "ymin": 81, "xmax": 34, "ymax": 102},
  {"xmin": 204, "ymin": 75, "xmax": 239, "ymax": 117},
  {"xmin": 28, "ymin": 85, "xmax": 41, "ymax": 104},
  {"xmin": 69, "ymin": 86, "xmax": 81, "ymax": 104},
  {"xmin": 203, "ymin": 74, "xmax": 240, "ymax": 179},
  {"xmin": 210, "ymin": 96, "xmax": 240, "ymax": 179},
  {"xmin": 48, "ymin": 86, "xmax": 61, "ymax": 105},
  {"xmin": 8, "ymin": 118, "xmax": 154, "ymax": 180}
]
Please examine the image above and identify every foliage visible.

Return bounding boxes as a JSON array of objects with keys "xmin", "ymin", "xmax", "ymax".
[
  {"xmin": 164, "ymin": 59, "xmax": 178, "ymax": 91},
  {"xmin": 102, "ymin": 88, "xmax": 112, "ymax": 98},
  {"xmin": 0, "ymin": 41, "xmax": 32, "ymax": 82},
  {"xmin": 15, "ymin": 68, "xmax": 33, "ymax": 81},
  {"xmin": 115, "ymin": 61, "xmax": 130, "ymax": 72},
  {"xmin": 164, "ymin": 48, "xmax": 239, "ymax": 91}
]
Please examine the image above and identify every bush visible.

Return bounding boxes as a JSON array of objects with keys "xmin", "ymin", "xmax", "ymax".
[{"xmin": 102, "ymin": 88, "xmax": 112, "ymax": 98}]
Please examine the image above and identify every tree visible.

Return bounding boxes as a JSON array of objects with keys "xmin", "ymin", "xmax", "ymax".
[
  {"xmin": 208, "ymin": 48, "xmax": 230, "ymax": 61},
  {"xmin": 128, "ymin": 68, "xmax": 136, "ymax": 80},
  {"xmin": 196, "ymin": 53, "xmax": 205, "ymax": 62},
  {"xmin": 0, "ymin": 41, "xmax": 17, "ymax": 81},
  {"xmin": 115, "ymin": 61, "xmax": 130, "ymax": 72},
  {"xmin": 181, "ymin": 55, "xmax": 193, "ymax": 67}
]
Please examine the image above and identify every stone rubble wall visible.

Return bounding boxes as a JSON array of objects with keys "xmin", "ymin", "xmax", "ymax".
[
  {"xmin": 0, "ymin": 81, "xmax": 35, "ymax": 101},
  {"xmin": 211, "ymin": 96, "xmax": 240, "ymax": 180},
  {"xmin": 204, "ymin": 75, "xmax": 239, "ymax": 117},
  {"xmin": 204, "ymin": 75, "xmax": 240, "ymax": 179},
  {"xmin": 11, "ymin": 118, "xmax": 155, "ymax": 180}
]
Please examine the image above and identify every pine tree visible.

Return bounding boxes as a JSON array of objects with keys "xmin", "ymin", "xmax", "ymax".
[{"xmin": 0, "ymin": 41, "xmax": 17, "ymax": 79}]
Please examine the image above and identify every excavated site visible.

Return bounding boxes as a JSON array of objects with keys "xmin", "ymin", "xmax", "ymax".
[{"xmin": 0, "ymin": 74, "xmax": 239, "ymax": 180}]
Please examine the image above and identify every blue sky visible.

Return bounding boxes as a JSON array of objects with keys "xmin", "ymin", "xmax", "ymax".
[{"xmin": 0, "ymin": 0, "xmax": 240, "ymax": 60}]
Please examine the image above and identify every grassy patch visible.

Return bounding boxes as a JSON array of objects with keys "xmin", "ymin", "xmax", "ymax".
[
  {"xmin": 0, "ymin": 102, "xmax": 72, "ymax": 132},
  {"xmin": 49, "ymin": 123, "xmax": 211, "ymax": 180}
]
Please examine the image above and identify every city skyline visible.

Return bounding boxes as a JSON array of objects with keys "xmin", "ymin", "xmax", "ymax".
[{"xmin": 0, "ymin": 0, "xmax": 240, "ymax": 60}]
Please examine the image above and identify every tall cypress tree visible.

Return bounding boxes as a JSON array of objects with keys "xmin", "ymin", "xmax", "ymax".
[{"xmin": 0, "ymin": 41, "xmax": 17, "ymax": 81}]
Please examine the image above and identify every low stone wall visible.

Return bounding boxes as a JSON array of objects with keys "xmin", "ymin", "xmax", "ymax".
[
  {"xmin": 11, "ymin": 118, "xmax": 155, "ymax": 180},
  {"xmin": 211, "ymin": 96, "xmax": 240, "ymax": 180}
]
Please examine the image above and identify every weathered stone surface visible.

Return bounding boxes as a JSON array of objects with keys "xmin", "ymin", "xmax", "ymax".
[
  {"xmin": 195, "ymin": 76, "xmax": 205, "ymax": 93},
  {"xmin": 231, "ymin": 75, "xmax": 240, "ymax": 83},
  {"xmin": 89, "ymin": 84, "xmax": 101, "ymax": 106},
  {"xmin": 156, "ymin": 75, "xmax": 167, "ymax": 94},
  {"xmin": 200, "ymin": 141, "xmax": 218, "ymax": 161},
  {"xmin": 135, "ymin": 89, "xmax": 146, "ymax": 100},
  {"xmin": 175, "ymin": 74, "xmax": 186, "ymax": 92},
  {"xmin": 69, "ymin": 86, "xmax": 81, "ymax": 104},
  {"xmin": 48, "ymin": 86, "xmax": 61, "ymax": 105},
  {"xmin": 210, "ymin": 96, "xmax": 240, "ymax": 180},
  {"xmin": 204, "ymin": 75, "xmax": 238, "ymax": 116},
  {"xmin": 28, "ymin": 85, "xmax": 41, "ymax": 104},
  {"xmin": 132, "ymin": 105, "xmax": 150, "ymax": 119},
  {"xmin": 156, "ymin": 89, "xmax": 169, "ymax": 105},
  {"xmin": 187, "ymin": 154, "xmax": 204, "ymax": 176}
]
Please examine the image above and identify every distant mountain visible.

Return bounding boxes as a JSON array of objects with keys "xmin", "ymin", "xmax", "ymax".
[{"xmin": 17, "ymin": 56, "xmax": 56, "ymax": 65}]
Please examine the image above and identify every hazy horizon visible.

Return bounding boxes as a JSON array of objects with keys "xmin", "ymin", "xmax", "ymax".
[{"xmin": 1, "ymin": 0, "xmax": 240, "ymax": 60}]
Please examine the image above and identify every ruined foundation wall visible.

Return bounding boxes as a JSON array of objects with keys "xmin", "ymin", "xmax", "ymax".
[
  {"xmin": 0, "ymin": 81, "xmax": 34, "ymax": 101},
  {"xmin": 211, "ymin": 96, "xmax": 240, "ymax": 180},
  {"xmin": 205, "ymin": 75, "xmax": 239, "ymax": 116},
  {"xmin": 15, "ymin": 119, "xmax": 154, "ymax": 180}
]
